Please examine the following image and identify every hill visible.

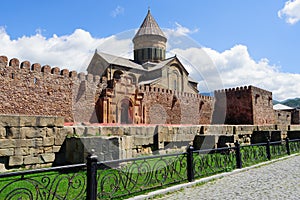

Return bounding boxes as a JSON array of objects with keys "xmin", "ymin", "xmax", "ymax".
[{"xmin": 273, "ymin": 98, "xmax": 300, "ymax": 108}]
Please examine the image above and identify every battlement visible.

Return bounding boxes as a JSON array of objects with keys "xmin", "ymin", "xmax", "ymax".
[
  {"xmin": 138, "ymin": 85, "xmax": 212, "ymax": 100},
  {"xmin": 0, "ymin": 55, "xmax": 100, "ymax": 83},
  {"xmin": 214, "ymin": 85, "xmax": 252, "ymax": 94}
]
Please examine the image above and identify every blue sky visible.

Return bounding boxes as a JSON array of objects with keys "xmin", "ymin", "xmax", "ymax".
[{"xmin": 0, "ymin": 0, "xmax": 300, "ymax": 100}]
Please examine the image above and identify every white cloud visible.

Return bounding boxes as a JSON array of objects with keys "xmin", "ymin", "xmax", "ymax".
[
  {"xmin": 174, "ymin": 45, "xmax": 300, "ymax": 101},
  {"xmin": 278, "ymin": 0, "xmax": 300, "ymax": 24},
  {"xmin": 0, "ymin": 26, "xmax": 299, "ymax": 101},
  {"xmin": 172, "ymin": 22, "xmax": 199, "ymax": 36},
  {"xmin": 111, "ymin": 6, "xmax": 125, "ymax": 18},
  {"xmin": 0, "ymin": 27, "xmax": 108, "ymax": 71}
]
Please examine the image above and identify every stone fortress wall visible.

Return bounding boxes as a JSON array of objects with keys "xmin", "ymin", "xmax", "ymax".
[
  {"xmin": 139, "ymin": 85, "xmax": 213, "ymax": 124},
  {"xmin": 213, "ymin": 86, "xmax": 276, "ymax": 125},
  {"xmin": 0, "ymin": 55, "xmax": 289, "ymax": 126},
  {"xmin": 0, "ymin": 56, "xmax": 100, "ymax": 123}
]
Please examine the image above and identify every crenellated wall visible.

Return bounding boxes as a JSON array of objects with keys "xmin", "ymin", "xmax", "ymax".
[
  {"xmin": 213, "ymin": 85, "xmax": 275, "ymax": 125},
  {"xmin": 0, "ymin": 56, "xmax": 74, "ymax": 122},
  {"xmin": 139, "ymin": 85, "xmax": 214, "ymax": 124},
  {"xmin": 0, "ymin": 56, "xmax": 101, "ymax": 123}
]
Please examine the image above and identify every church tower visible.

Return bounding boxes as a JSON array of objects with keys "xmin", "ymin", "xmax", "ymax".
[{"xmin": 133, "ymin": 9, "xmax": 167, "ymax": 64}]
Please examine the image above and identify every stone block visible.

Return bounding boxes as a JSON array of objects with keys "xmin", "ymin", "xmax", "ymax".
[
  {"xmin": 0, "ymin": 148, "xmax": 14, "ymax": 156},
  {"xmin": 40, "ymin": 153, "xmax": 55, "ymax": 163},
  {"xmin": 289, "ymin": 125, "xmax": 300, "ymax": 131},
  {"xmin": 193, "ymin": 135, "xmax": 218, "ymax": 150},
  {"xmin": 36, "ymin": 116, "xmax": 55, "ymax": 127},
  {"xmin": 19, "ymin": 116, "xmax": 37, "ymax": 127},
  {"xmin": 0, "ymin": 127, "xmax": 5, "ymax": 139},
  {"xmin": 287, "ymin": 131, "xmax": 300, "ymax": 140},
  {"xmin": 41, "ymin": 127, "xmax": 54, "ymax": 137},
  {"xmin": 134, "ymin": 136, "xmax": 153, "ymax": 146},
  {"xmin": 0, "ymin": 139, "xmax": 16, "ymax": 148},
  {"xmin": 54, "ymin": 117, "xmax": 64, "ymax": 127},
  {"xmin": 6, "ymin": 127, "xmax": 22, "ymax": 139},
  {"xmin": 15, "ymin": 148, "xmax": 29, "ymax": 156},
  {"xmin": 26, "ymin": 139, "xmax": 36, "ymax": 147},
  {"xmin": 54, "ymin": 127, "xmax": 72, "ymax": 145},
  {"xmin": 217, "ymin": 135, "xmax": 235, "ymax": 148},
  {"xmin": 85, "ymin": 127, "xmax": 100, "ymax": 136},
  {"xmin": 24, "ymin": 156, "xmax": 39, "ymax": 165},
  {"xmin": 21, "ymin": 127, "xmax": 43, "ymax": 138},
  {"xmin": 9, "ymin": 156, "xmax": 23, "ymax": 166},
  {"xmin": 0, "ymin": 115, "xmax": 20, "ymax": 127},
  {"xmin": 73, "ymin": 126, "xmax": 85, "ymax": 137},
  {"xmin": 53, "ymin": 146, "xmax": 61, "ymax": 153},
  {"xmin": 34, "ymin": 138, "xmax": 43, "ymax": 147},
  {"xmin": 43, "ymin": 137, "xmax": 54, "ymax": 146},
  {"xmin": 44, "ymin": 146, "xmax": 53, "ymax": 153},
  {"xmin": 122, "ymin": 136, "xmax": 133, "ymax": 150}
]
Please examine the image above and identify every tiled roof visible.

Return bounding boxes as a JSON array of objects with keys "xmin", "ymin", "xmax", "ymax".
[{"xmin": 133, "ymin": 10, "xmax": 166, "ymax": 39}]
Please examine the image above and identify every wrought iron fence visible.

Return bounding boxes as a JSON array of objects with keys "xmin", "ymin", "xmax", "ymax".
[
  {"xmin": 289, "ymin": 138, "xmax": 300, "ymax": 154},
  {"xmin": 96, "ymin": 153, "xmax": 187, "ymax": 199},
  {"xmin": 0, "ymin": 163, "xmax": 86, "ymax": 199},
  {"xmin": 193, "ymin": 147, "xmax": 236, "ymax": 179},
  {"xmin": 240, "ymin": 143, "xmax": 268, "ymax": 167},
  {"xmin": 0, "ymin": 138, "xmax": 299, "ymax": 200}
]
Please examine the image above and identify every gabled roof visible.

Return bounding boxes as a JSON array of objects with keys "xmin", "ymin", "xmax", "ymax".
[
  {"xmin": 96, "ymin": 51, "xmax": 146, "ymax": 71},
  {"xmin": 133, "ymin": 9, "xmax": 166, "ymax": 39},
  {"xmin": 273, "ymin": 103, "xmax": 294, "ymax": 111},
  {"xmin": 147, "ymin": 57, "xmax": 175, "ymax": 71}
]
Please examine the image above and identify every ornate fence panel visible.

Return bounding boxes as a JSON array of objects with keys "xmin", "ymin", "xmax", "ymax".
[
  {"xmin": 270, "ymin": 141, "xmax": 287, "ymax": 159},
  {"xmin": 193, "ymin": 147, "xmax": 236, "ymax": 179},
  {"xmin": 96, "ymin": 153, "xmax": 187, "ymax": 199},
  {"xmin": 240, "ymin": 144, "xmax": 268, "ymax": 167},
  {"xmin": 0, "ymin": 164, "xmax": 86, "ymax": 200},
  {"xmin": 290, "ymin": 139, "xmax": 300, "ymax": 154}
]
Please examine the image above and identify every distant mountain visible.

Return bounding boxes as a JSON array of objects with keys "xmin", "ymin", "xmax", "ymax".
[{"xmin": 273, "ymin": 98, "xmax": 300, "ymax": 108}]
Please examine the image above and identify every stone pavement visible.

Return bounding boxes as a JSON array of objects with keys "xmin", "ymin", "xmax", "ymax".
[{"xmin": 153, "ymin": 155, "xmax": 300, "ymax": 200}]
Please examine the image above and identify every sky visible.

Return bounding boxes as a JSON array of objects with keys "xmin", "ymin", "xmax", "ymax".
[{"xmin": 0, "ymin": 0, "xmax": 300, "ymax": 101}]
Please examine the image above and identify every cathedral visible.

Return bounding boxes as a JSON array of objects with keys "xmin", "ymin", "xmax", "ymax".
[{"xmin": 87, "ymin": 10, "xmax": 205, "ymax": 124}]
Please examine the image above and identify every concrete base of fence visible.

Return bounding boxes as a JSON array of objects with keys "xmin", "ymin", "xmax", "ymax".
[{"xmin": 128, "ymin": 153, "xmax": 300, "ymax": 200}]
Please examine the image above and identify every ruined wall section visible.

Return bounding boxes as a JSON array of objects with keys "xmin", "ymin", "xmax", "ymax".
[
  {"xmin": 0, "ymin": 56, "xmax": 74, "ymax": 122},
  {"xmin": 251, "ymin": 86, "xmax": 275, "ymax": 124},
  {"xmin": 139, "ymin": 86, "xmax": 213, "ymax": 124},
  {"xmin": 72, "ymin": 72, "xmax": 101, "ymax": 123}
]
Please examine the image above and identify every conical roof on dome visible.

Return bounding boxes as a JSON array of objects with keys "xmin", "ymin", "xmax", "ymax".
[{"xmin": 133, "ymin": 9, "xmax": 166, "ymax": 39}]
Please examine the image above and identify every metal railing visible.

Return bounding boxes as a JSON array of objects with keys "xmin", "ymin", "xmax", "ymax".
[{"xmin": 0, "ymin": 138, "xmax": 299, "ymax": 199}]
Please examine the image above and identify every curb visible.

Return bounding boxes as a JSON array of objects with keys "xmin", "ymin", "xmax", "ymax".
[{"xmin": 127, "ymin": 154, "xmax": 299, "ymax": 200}]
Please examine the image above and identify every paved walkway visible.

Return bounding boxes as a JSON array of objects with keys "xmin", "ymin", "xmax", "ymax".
[{"xmin": 153, "ymin": 155, "xmax": 300, "ymax": 200}]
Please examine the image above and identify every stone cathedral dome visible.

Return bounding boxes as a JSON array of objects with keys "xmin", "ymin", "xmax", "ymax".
[{"xmin": 133, "ymin": 9, "xmax": 167, "ymax": 64}]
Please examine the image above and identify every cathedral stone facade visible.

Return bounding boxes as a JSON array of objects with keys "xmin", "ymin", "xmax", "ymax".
[{"xmin": 87, "ymin": 10, "xmax": 206, "ymax": 124}]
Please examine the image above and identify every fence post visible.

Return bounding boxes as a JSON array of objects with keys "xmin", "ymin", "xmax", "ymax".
[
  {"xmin": 234, "ymin": 140, "xmax": 242, "ymax": 169},
  {"xmin": 186, "ymin": 145, "xmax": 194, "ymax": 182},
  {"xmin": 286, "ymin": 137, "xmax": 290, "ymax": 155},
  {"xmin": 87, "ymin": 149, "xmax": 98, "ymax": 200},
  {"xmin": 266, "ymin": 139, "xmax": 271, "ymax": 160}
]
